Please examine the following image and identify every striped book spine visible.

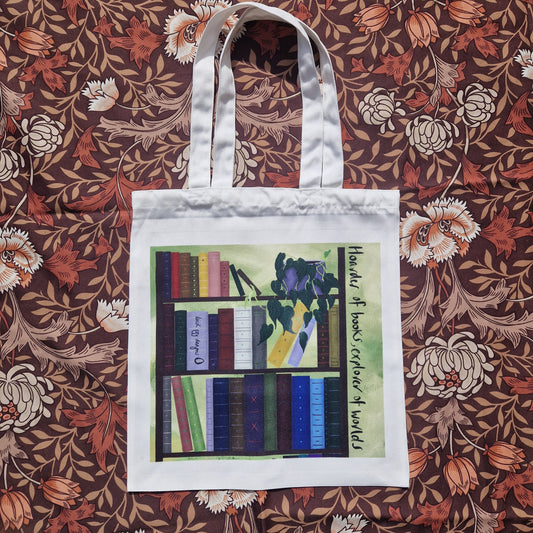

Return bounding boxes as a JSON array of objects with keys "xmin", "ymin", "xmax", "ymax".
[
  {"xmin": 229, "ymin": 378, "xmax": 245, "ymax": 452},
  {"xmin": 263, "ymin": 373, "xmax": 277, "ymax": 451},
  {"xmin": 328, "ymin": 304, "xmax": 340, "ymax": 367},
  {"xmin": 198, "ymin": 253, "xmax": 209, "ymax": 297},
  {"xmin": 324, "ymin": 377, "xmax": 341, "ymax": 449},
  {"xmin": 288, "ymin": 317, "xmax": 316, "ymax": 367},
  {"xmin": 171, "ymin": 252, "xmax": 180, "ymax": 299},
  {"xmin": 171, "ymin": 376, "xmax": 193, "ymax": 453},
  {"xmin": 218, "ymin": 308, "xmax": 234, "ymax": 370},
  {"xmin": 234, "ymin": 307, "xmax": 253, "ymax": 369},
  {"xmin": 252, "ymin": 306, "xmax": 267, "ymax": 369},
  {"xmin": 205, "ymin": 378, "xmax": 214, "ymax": 452},
  {"xmin": 182, "ymin": 376, "xmax": 205, "ymax": 451},
  {"xmin": 174, "ymin": 310, "xmax": 187, "ymax": 373},
  {"xmin": 220, "ymin": 261, "xmax": 230, "ymax": 297},
  {"xmin": 208, "ymin": 251, "xmax": 221, "ymax": 297},
  {"xmin": 179, "ymin": 252, "xmax": 192, "ymax": 298},
  {"xmin": 317, "ymin": 311, "xmax": 329, "ymax": 368},
  {"xmin": 208, "ymin": 313, "xmax": 219, "ymax": 371},
  {"xmin": 162, "ymin": 376, "xmax": 172, "ymax": 454},
  {"xmin": 292, "ymin": 375, "xmax": 310, "ymax": 450},
  {"xmin": 213, "ymin": 378, "xmax": 230, "ymax": 452},
  {"xmin": 191, "ymin": 255, "xmax": 199, "ymax": 298},
  {"xmin": 160, "ymin": 251, "xmax": 172, "ymax": 301},
  {"xmin": 244, "ymin": 374, "xmax": 264, "ymax": 452},
  {"xmin": 186, "ymin": 311, "xmax": 209, "ymax": 371},
  {"xmin": 276, "ymin": 373, "xmax": 292, "ymax": 451},
  {"xmin": 161, "ymin": 304, "xmax": 175, "ymax": 374},
  {"xmin": 310, "ymin": 378, "xmax": 325, "ymax": 449}
]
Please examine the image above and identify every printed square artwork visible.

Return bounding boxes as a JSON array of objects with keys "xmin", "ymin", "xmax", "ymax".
[{"xmin": 150, "ymin": 243, "xmax": 384, "ymax": 462}]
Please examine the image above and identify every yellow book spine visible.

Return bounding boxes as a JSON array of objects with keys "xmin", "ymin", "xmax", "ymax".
[
  {"xmin": 198, "ymin": 253, "xmax": 209, "ymax": 297},
  {"xmin": 328, "ymin": 304, "xmax": 340, "ymax": 367},
  {"xmin": 267, "ymin": 301, "xmax": 307, "ymax": 368}
]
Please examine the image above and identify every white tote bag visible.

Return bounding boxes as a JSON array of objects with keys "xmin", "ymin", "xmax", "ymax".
[{"xmin": 128, "ymin": 2, "xmax": 408, "ymax": 491}]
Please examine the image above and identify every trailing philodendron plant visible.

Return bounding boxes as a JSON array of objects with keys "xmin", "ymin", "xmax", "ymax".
[{"xmin": 259, "ymin": 251, "xmax": 339, "ymax": 350}]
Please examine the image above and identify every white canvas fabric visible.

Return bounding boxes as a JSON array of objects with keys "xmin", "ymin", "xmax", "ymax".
[{"xmin": 128, "ymin": 2, "xmax": 408, "ymax": 491}]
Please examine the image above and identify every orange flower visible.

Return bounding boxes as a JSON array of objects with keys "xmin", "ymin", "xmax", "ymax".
[
  {"xmin": 484, "ymin": 442, "xmax": 526, "ymax": 473},
  {"xmin": 405, "ymin": 9, "xmax": 439, "ymax": 48},
  {"xmin": 409, "ymin": 448, "xmax": 430, "ymax": 478},
  {"xmin": 445, "ymin": 0, "xmax": 485, "ymax": 26},
  {"xmin": 40, "ymin": 476, "xmax": 81, "ymax": 508},
  {"xmin": 13, "ymin": 28, "xmax": 54, "ymax": 57},
  {"xmin": 443, "ymin": 455, "xmax": 479, "ymax": 496},
  {"xmin": 0, "ymin": 489, "xmax": 32, "ymax": 530},
  {"xmin": 353, "ymin": 4, "xmax": 391, "ymax": 34}
]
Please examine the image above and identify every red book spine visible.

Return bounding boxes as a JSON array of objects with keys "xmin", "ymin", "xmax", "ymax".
[
  {"xmin": 171, "ymin": 376, "xmax": 193, "ymax": 452},
  {"xmin": 171, "ymin": 252, "xmax": 180, "ymax": 299},
  {"xmin": 218, "ymin": 308, "xmax": 234, "ymax": 371}
]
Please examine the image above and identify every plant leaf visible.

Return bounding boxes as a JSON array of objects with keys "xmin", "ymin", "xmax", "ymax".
[
  {"xmin": 259, "ymin": 323, "xmax": 274, "ymax": 345},
  {"xmin": 280, "ymin": 305, "xmax": 295, "ymax": 333},
  {"xmin": 299, "ymin": 331, "xmax": 308, "ymax": 351},
  {"xmin": 267, "ymin": 299, "xmax": 282, "ymax": 326}
]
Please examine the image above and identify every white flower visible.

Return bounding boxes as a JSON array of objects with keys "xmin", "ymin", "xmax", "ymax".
[
  {"xmin": 96, "ymin": 299, "xmax": 129, "ymax": 332},
  {"xmin": 21, "ymin": 114, "xmax": 64, "ymax": 157},
  {"xmin": 0, "ymin": 149, "xmax": 24, "ymax": 181},
  {"xmin": 514, "ymin": 49, "xmax": 533, "ymax": 80},
  {"xmin": 407, "ymin": 332, "xmax": 495, "ymax": 400},
  {"xmin": 358, "ymin": 88, "xmax": 405, "ymax": 133},
  {"xmin": 406, "ymin": 115, "xmax": 459, "ymax": 155},
  {"xmin": 164, "ymin": 0, "xmax": 238, "ymax": 64},
  {"xmin": 456, "ymin": 83, "xmax": 497, "ymax": 127},
  {"xmin": 196, "ymin": 490, "xmax": 232, "ymax": 513},
  {"xmin": 0, "ymin": 364, "xmax": 53, "ymax": 433},
  {"xmin": 171, "ymin": 145, "xmax": 189, "ymax": 181},
  {"xmin": 331, "ymin": 514, "xmax": 369, "ymax": 533},
  {"xmin": 81, "ymin": 78, "xmax": 119, "ymax": 112},
  {"xmin": 234, "ymin": 134, "xmax": 258, "ymax": 183}
]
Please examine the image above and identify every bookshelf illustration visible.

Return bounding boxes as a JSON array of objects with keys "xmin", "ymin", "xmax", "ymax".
[{"xmin": 153, "ymin": 245, "xmax": 349, "ymax": 461}]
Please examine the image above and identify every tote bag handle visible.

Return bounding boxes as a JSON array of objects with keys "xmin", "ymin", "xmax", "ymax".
[{"xmin": 188, "ymin": 2, "xmax": 343, "ymax": 189}]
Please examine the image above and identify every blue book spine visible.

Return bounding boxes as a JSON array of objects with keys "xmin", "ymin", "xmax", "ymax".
[
  {"xmin": 213, "ymin": 378, "xmax": 230, "ymax": 452},
  {"xmin": 208, "ymin": 314, "xmax": 219, "ymax": 370},
  {"xmin": 162, "ymin": 376, "xmax": 172, "ymax": 454},
  {"xmin": 205, "ymin": 378, "xmax": 214, "ymax": 452},
  {"xmin": 244, "ymin": 374, "xmax": 264, "ymax": 452},
  {"xmin": 292, "ymin": 375, "xmax": 310, "ymax": 450},
  {"xmin": 161, "ymin": 251, "xmax": 172, "ymax": 301},
  {"xmin": 186, "ymin": 311, "xmax": 209, "ymax": 371},
  {"xmin": 310, "ymin": 378, "xmax": 325, "ymax": 449}
]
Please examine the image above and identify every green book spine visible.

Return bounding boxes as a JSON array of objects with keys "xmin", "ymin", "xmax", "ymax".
[
  {"xmin": 263, "ymin": 373, "xmax": 277, "ymax": 451},
  {"xmin": 181, "ymin": 376, "xmax": 205, "ymax": 451}
]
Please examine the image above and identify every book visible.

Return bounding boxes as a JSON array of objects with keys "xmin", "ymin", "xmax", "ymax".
[
  {"xmin": 252, "ymin": 306, "xmax": 267, "ymax": 369},
  {"xmin": 220, "ymin": 261, "xmax": 230, "ymax": 297},
  {"xmin": 324, "ymin": 377, "xmax": 341, "ymax": 449},
  {"xmin": 162, "ymin": 376, "xmax": 172, "ymax": 454},
  {"xmin": 234, "ymin": 307, "xmax": 253, "ymax": 370},
  {"xmin": 171, "ymin": 376, "xmax": 193, "ymax": 453},
  {"xmin": 181, "ymin": 376, "xmax": 205, "ymax": 451},
  {"xmin": 186, "ymin": 311, "xmax": 209, "ymax": 371},
  {"xmin": 208, "ymin": 314, "xmax": 219, "ymax": 371},
  {"xmin": 229, "ymin": 378, "xmax": 245, "ymax": 452},
  {"xmin": 310, "ymin": 378, "xmax": 325, "ymax": 449},
  {"xmin": 205, "ymin": 378, "xmax": 214, "ymax": 452},
  {"xmin": 174, "ymin": 310, "xmax": 187, "ymax": 373},
  {"xmin": 276, "ymin": 373, "xmax": 292, "ymax": 451},
  {"xmin": 263, "ymin": 373, "xmax": 277, "ymax": 451},
  {"xmin": 244, "ymin": 374, "xmax": 264, "ymax": 452},
  {"xmin": 160, "ymin": 251, "xmax": 172, "ymax": 301},
  {"xmin": 191, "ymin": 255, "xmax": 199, "ymax": 297},
  {"xmin": 218, "ymin": 308, "xmax": 234, "ymax": 370},
  {"xmin": 198, "ymin": 253, "xmax": 209, "ymax": 297},
  {"xmin": 208, "ymin": 251, "xmax": 221, "ymax": 297},
  {"xmin": 230, "ymin": 264, "xmax": 245, "ymax": 296},
  {"xmin": 292, "ymin": 375, "xmax": 311, "ymax": 450},
  {"xmin": 288, "ymin": 317, "xmax": 316, "ymax": 367},
  {"xmin": 317, "ymin": 311, "xmax": 330, "ymax": 368},
  {"xmin": 213, "ymin": 378, "xmax": 230, "ymax": 452},
  {"xmin": 160, "ymin": 304, "xmax": 175, "ymax": 374},
  {"xmin": 179, "ymin": 252, "xmax": 192, "ymax": 298},
  {"xmin": 237, "ymin": 268, "xmax": 261, "ymax": 296},
  {"xmin": 171, "ymin": 252, "xmax": 180, "ymax": 299},
  {"xmin": 268, "ymin": 301, "xmax": 307, "ymax": 368},
  {"xmin": 328, "ymin": 304, "xmax": 340, "ymax": 367}
]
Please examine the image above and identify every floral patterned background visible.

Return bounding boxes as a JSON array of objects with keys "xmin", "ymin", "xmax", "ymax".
[{"xmin": 0, "ymin": 0, "xmax": 532, "ymax": 531}]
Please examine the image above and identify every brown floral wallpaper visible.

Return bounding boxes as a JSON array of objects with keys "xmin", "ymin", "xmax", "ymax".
[{"xmin": 0, "ymin": 0, "xmax": 532, "ymax": 531}]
